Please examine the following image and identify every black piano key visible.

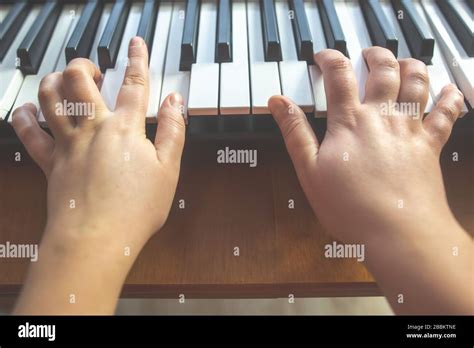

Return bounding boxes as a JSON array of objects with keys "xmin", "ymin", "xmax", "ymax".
[
  {"xmin": 180, "ymin": 0, "xmax": 200, "ymax": 71},
  {"xmin": 260, "ymin": 0, "xmax": 282, "ymax": 61},
  {"xmin": 65, "ymin": 0, "xmax": 104, "ymax": 64},
  {"xmin": 289, "ymin": 0, "xmax": 313, "ymax": 63},
  {"xmin": 317, "ymin": 0, "xmax": 348, "ymax": 57},
  {"xmin": 467, "ymin": 0, "xmax": 474, "ymax": 12},
  {"xmin": 136, "ymin": 0, "xmax": 159, "ymax": 57},
  {"xmin": 391, "ymin": 0, "xmax": 434, "ymax": 64},
  {"xmin": 0, "ymin": 0, "xmax": 30, "ymax": 61},
  {"xmin": 436, "ymin": 0, "xmax": 473, "ymax": 57},
  {"xmin": 17, "ymin": 0, "xmax": 61, "ymax": 74},
  {"xmin": 97, "ymin": 0, "xmax": 130, "ymax": 72},
  {"xmin": 215, "ymin": 0, "xmax": 232, "ymax": 63},
  {"xmin": 360, "ymin": 0, "xmax": 398, "ymax": 57}
]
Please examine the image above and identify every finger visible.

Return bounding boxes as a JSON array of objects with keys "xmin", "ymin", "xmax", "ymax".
[
  {"xmin": 269, "ymin": 95, "xmax": 319, "ymax": 174},
  {"xmin": 154, "ymin": 93, "xmax": 186, "ymax": 168},
  {"xmin": 63, "ymin": 58, "xmax": 107, "ymax": 117},
  {"xmin": 362, "ymin": 47, "xmax": 400, "ymax": 104},
  {"xmin": 314, "ymin": 49, "xmax": 360, "ymax": 119},
  {"xmin": 11, "ymin": 103, "xmax": 54, "ymax": 177},
  {"xmin": 398, "ymin": 58, "xmax": 430, "ymax": 119},
  {"xmin": 116, "ymin": 37, "xmax": 149, "ymax": 125},
  {"xmin": 38, "ymin": 72, "xmax": 74, "ymax": 138},
  {"xmin": 424, "ymin": 84, "xmax": 464, "ymax": 147},
  {"xmin": 62, "ymin": 58, "xmax": 107, "ymax": 126}
]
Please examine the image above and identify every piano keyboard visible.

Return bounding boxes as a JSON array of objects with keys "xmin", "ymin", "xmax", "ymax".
[{"xmin": 0, "ymin": 0, "xmax": 472, "ymax": 129}]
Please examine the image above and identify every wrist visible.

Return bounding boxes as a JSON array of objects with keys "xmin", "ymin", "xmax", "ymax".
[
  {"xmin": 363, "ymin": 210, "xmax": 466, "ymax": 260},
  {"xmin": 14, "ymin": 222, "xmax": 143, "ymax": 314},
  {"xmin": 44, "ymin": 216, "xmax": 152, "ymax": 253}
]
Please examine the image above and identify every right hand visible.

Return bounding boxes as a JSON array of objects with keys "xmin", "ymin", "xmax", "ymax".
[{"xmin": 269, "ymin": 47, "xmax": 465, "ymax": 243}]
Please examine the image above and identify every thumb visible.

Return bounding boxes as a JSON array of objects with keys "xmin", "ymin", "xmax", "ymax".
[
  {"xmin": 269, "ymin": 95, "xmax": 319, "ymax": 173},
  {"xmin": 12, "ymin": 103, "xmax": 55, "ymax": 177},
  {"xmin": 154, "ymin": 93, "xmax": 186, "ymax": 167}
]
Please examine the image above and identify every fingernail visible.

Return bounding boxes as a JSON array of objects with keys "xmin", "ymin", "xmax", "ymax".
[
  {"xmin": 130, "ymin": 36, "xmax": 143, "ymax": 47},
  {"xmin": 169, "ymin": 93, "xmax": 183, "ymax": 108}
]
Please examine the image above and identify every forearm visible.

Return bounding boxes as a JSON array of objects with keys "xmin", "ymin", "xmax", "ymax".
[
  {"xmin": 364, "ymin": 217, "xmax": 473, "ymax": 315},
  {"xmin": 13, "ymin": 223, "xmax": 146, "ymax": 315}
]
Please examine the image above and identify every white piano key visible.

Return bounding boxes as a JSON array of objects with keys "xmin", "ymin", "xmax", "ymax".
[
  {"xmin": 146, "ymin": 1, "xmax": 173, "ymax": 120},
  {"xmin": 160, "ymin": 0, "xmax": 190, "ymax": 117},
  {"xmin": 39, "ymin": 6, "xmax": 83, "ymax": 124},
  {"xmin": 452, "ymin": 0, "xmax": 473, "ymax": 32},
  {"xmin": 421, "ymin": 0, "xmax": 474, "ymax": 107},
  {"xmin": 305, "ymin": 0, "xmax": 327, "ymax": 116},
  {"xmin": 247, "ymin": 0, "xmax": 281, "ymax": 114},
  {"xmin": 100, "ymin": 2, "xmax": 143, "ymax": 111},
  {"xmin": 275, "ymin": 0, "xmax": 314, "ymax": 112},
  {"xmin": 381, "ymin": 0, "xmax": 434, "ymax": 113},
  {"xmin": 54, "ymin": 5, "xmax": 84, "ymax": 71},
  {"xmin": 187, "ymin": 0, "xmax": 219, "ymax": 116},
  {"xmin": 220, "ymin": 0, "xmax": 251, "ymax": 115},
  {"xmin": 0, "ymin": 4, "xmax": 10, "ymax": 22},
  {"xmin": 408, "ymin": 0, "xmax": 435, "ymax": 113},
  {"xmin": 414, "ymin": 0, "xmax": 468, "ymax": 113},
  {"xmin": 276, "ymin": 1, "xmax": 298, "ymax": 62},
  {"xmin": 0, "ymin": 6, "xmax": 39, "ymax": 120},
  {"xmin": 89, "ymin": 3, "xmax": 113, "ymax": 66},
  {"xmin": 37, "ymin": 5, "xmax": 84, "ymax": 123},
  {"xmin": 335, "ymin": 0, "xmax": 371, "ymax": 103},
  {"xmin": 11, "ymin": 4, "xmax": 78, "ymax": 124}
]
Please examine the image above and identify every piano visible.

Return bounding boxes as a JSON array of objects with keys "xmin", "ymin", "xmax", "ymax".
[
  {"xmin": 0, "ymin": 0, "xmax": 472, "ymax": 137},
  {"xmin": 0, "ymin": 0, "xmax": 473, "ymax": 299}
]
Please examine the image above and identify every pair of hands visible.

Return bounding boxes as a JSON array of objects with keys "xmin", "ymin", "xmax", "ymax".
[
  {"xmin": 13, "ymin": 37, "xmax": 464, "ymax": 245},
  {"xmin": 12, "ymin": 37, "xmax": 471, "ymax": 314}
]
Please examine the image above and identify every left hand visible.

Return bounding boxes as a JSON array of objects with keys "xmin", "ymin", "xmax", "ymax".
[{"xmin": 12, "ymin": 36, "xmax": 186, "ymax": 249}]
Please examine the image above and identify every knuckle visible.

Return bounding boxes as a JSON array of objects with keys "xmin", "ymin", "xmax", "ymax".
[
  {"xmin": 38, "ymin": 73, "xmax": 60, "ymax": 100},
  {"xmin": 114, "ymin": 118, "xmax": 133, "ymax": 135},
  {"xmin": 449, "ymin": 87, "xmax": 465, "ymax": 108},
  {"xmin": 437, "ymin": 103, "xmax": 460, "ymax": 121},
  {"xmin": 122, "ymin": 73, "xmax": 147, "ymax": 87},
  {"xmin": 441, "ymin": 84, "xmax": 464, "ymax": 110},
  {"xmin": 434, "ymin": 117, "xmax": 453, "ymax": 134},
  {"xmin": 429, "ymin": 118, "xmax": 453, "ymax": 147},
  {"xmin": 159, "ymin": 111, "xmax": 186, "ymax": 133},
  {"xmin": 406, "ymin": 70, "xmax": 429, "ymax": 86},
  {"xmin": 281, "ymin": 116, "xmax": 306, "ymax": 140},
  {"xmin": 16, "ymin": 123, "xmax": 36, "ymax": 143},
  {"xmin": 325, "ymin": 56, "xmax": 351, "ymax": 72},
  {"xmin": 373, "ymin": 57, "xmax": 399, "ymax": 71},
  {"xmin": 403, "ymin": 60, "xmax": 429, "ymax": 86},
  {"xmin": 63, "ymin": 63, "xmax": 87, "ymax": 83},
  {"xmin": 11, "ymin": 109, "xmax": 24, "ymax": 129}
]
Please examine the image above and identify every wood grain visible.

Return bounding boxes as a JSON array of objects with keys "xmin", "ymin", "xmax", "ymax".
[{"xmin": 0, "ymin": 117, "xmax": 472, "ymax": 298}]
